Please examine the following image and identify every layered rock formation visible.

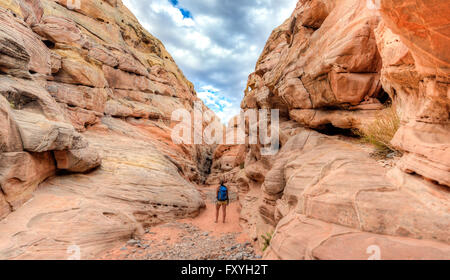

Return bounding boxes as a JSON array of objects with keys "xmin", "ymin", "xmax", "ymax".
[
  {"xmin": 229, "ymin": 0, "xmax": 450, "ymax": 260},
  {"xmin": 376, "ymin": 0, "xmax": 450, "ymax": 187},
  {"xmin": 0, "ymin": 0, "xmax": 220, "ymax": 259},
  {"xmin": 1, "ymin": 0, "xmax": 448, "ymax": 260},
  {"xmin": 206, "ymin": 116, "xmax": 246, "ymax": 188}
]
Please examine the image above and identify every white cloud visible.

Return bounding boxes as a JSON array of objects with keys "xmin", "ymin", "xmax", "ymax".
[{"xmin": 123, "ymin": 0, "xmax": 298, "ymax": 123}]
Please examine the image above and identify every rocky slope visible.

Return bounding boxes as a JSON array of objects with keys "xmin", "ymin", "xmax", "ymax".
[
  {"xmin": 214, "ymin": 0, "xmax": 449, "ymax": 260},
  {"xmin": 0, "ymin": 0, "xmax": 221, "ymax": 259}
]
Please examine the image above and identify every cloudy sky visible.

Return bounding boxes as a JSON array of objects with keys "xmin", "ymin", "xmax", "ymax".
[{"xmin": 123, "ymin": 0, "xmax": 297, "ymax": 123}]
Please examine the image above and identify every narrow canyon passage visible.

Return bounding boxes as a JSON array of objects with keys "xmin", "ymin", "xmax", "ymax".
[
  {"xmin": 101, "ymin": 185, "xmax": 262, "ymax": 260},
  {"xmin": 0, "ymin": 0, "xmax": 448, "ymax": 261}
]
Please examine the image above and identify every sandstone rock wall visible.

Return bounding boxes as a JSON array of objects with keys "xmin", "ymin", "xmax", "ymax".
[
  {"xmin": 0, "ymin": 0, "xmax": 220, "ymax": 259},
  {"xmin": 206, "ymin": 116, "xmax": 246, "ymax": 188},
  {"xmin": 230, "ymin": 0, "xmax": 450, "ymax": 260},
  {"xmin": 376, "ymin": 0, "xmax": 450, "ymax": 187},
  {"xmin": 242, "ymin": 0, "xmax": 385, "ymax": 130}
]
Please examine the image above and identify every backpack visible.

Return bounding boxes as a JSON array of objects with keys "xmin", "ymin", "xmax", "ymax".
[{"xmin": 218, "ymin": 185, "xmax": 228, "ymax": 201}]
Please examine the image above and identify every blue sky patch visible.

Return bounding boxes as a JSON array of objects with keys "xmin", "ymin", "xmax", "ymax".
[{"xmin": 168, "ymin": 0, "xmax": 193, "ymax": 19}]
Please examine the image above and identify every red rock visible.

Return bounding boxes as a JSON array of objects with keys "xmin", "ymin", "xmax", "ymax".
[
  {"xmin": 12, "ymin": 110, "xmax": 88, "ymax": 153},
  {"xmin": 0, "ymin": 151, "xmax": 55, "ymax": 211},
  {"xmin": 0, "ymin": 0, "xmax": 218, "ymax": 260},
  {"xmin": 375, "ymin": 1, "xmax": 450, "ymax": 186},
  {"xmin": 329, "ymin": 72, "xmax": 381, "ymax": 105},
  {"xmin": 0, "ymin": 13, "xmax": 30, "ymax": 78},
  {"xmin": 59, "ymin": 104, "xmax": 101, "ymax": 132},
  {"xmin": 290, "ymin": 108, "xmax": 378, "ymax": 130},
  {"xmin": 0, "ymin": 96, "xmax": 23, "ymax": 152},
  {"xmin": 87, "ymin": 44, "xmax": 119, "ymax": 68},
  {"xmin": 18, "ymin": 0, "xmax": 43, "ymax": 26},
  {"xmin": 0, "ymin": 76, "xmax": 65, "ymax": 121},
  {"xmin": 113, "ymin": 50, "xmax": 149, "ymax": 76},
  {"xmin": 236, "ymin": 0, "xmax": 450, "ymax": 260},
  {"xmin": 379, "ymin": 0, "xmax": 450, "ymax": 77},
  {"xmin": 103, "ymin": 65, "xmax": 152, "ymax": 92},
  {"xmin": 266, "ymin": 214, "xmax": 450, "ymax": 260},
  {"xmin": 46, "ymin": 82, "xmax": 108, "ymax": 113},
  {"xmin": 54, "ymin": 147, "xmax": 102, "ymax": 173},
  {"xmin": 243, "ymin": 0, "xmax": 385, "ymax": 131},
  {"xmin": 0, "ymin": 7, "xmax": 51, "ymax": 76},
  {"xmin": 32, "ymin": 16, "xmax": 85, "ymax": 46},
  {"xmin": 55, "ymin": 56, "xmax": 108, "ymax": 88}
]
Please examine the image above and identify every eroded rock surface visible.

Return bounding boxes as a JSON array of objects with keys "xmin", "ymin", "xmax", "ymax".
[
  {"xmin": 242, "ymin": 0, "xmax": 386, "ymax": 129},
  {"xmin": 376, "ymin": 0, "xmax": 450, "ymax": 186},
  {"xmin": 229, "ymin": 0, "xmax": 450, "ymax": 260},
  {"xmin": 0, "ymin": 0, "xmax": 220, "ymax": 259}
]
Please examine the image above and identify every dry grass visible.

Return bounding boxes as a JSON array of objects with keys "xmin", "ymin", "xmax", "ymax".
[
  {"xmin": 8, "ymin": 100, "xmax": 15, "ymax": 109},
  {"xmin": 357, "ymin": 106, "xmax": 400, "ymax": 153}
]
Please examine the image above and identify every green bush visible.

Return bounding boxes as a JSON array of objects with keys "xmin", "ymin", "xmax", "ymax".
[{"xmin": 261, "ymin": 231, "xmax": 273, "ymax": 252}]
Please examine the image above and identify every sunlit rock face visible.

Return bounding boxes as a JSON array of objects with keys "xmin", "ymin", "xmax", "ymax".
[
  {"xmin": 232, "ymin": 0, "xmax": 450, "ymax": 260},
  {"xmin": 376, "ymin": 0, "xmax": 450, "ymax": 187},
  {"xmin": 242, "ymin": 0, "xmax": 385, "ymax": 130},
  {"xmin": 0, "ymin": 0, "xmax": 221, "ymax": 259}
]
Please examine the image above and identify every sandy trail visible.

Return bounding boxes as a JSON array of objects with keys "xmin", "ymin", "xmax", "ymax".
[{"xmin": 101, "ymin": 185, "xmax": 261, "ymax": 260}]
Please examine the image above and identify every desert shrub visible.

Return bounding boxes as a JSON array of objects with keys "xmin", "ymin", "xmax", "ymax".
[
  {"xmin": 261, "ymin": 231, "xmax": 273, "ymax": 252},
  {"xmin": 357, "ymin": 106, "xmax": 400, "ymax": 153}
]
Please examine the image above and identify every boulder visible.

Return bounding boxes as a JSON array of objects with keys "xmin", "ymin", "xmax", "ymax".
[
  {"xmin": 13, "ymin": 110, "xmax": 87, "ymax": 153},
  {"xmin": 54, "ymin": 147, "xmax": 102, "ymax": 173}
]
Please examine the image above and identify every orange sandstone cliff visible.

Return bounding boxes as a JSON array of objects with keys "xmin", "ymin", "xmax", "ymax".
[
  {"xmin": 0, "ymin": 0, "xmax": 448, "ymax": 260},
  {"xmin": 210, "ymin": 0, "xmax": 449, "ymax": 260},
  {"xmin": 0, "ymin": 0, "xmax": 221, "ymax": 259}
]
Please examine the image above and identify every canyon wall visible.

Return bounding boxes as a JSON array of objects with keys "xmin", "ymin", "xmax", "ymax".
[
  {"xmin": 0, "ymin": 0, "xmax": 220, "ymax": 259},
  {"xmin": 228, "ymin": 0, "xmax": 449, "ymax": 260}
]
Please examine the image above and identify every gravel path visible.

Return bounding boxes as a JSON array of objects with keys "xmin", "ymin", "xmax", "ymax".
[{"xmin": 101, "ymin": 186, "xmax": 262, "ymax": 260}]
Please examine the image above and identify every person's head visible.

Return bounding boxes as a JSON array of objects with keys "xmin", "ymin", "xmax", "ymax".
[{"xmin": 220, "ymin": 179, "xmax": 224, "ymax": 185}]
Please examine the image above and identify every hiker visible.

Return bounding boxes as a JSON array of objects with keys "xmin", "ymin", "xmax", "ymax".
[{"xmin": 215, "ymin": 180, "xmax": 229, "ymax": 223}]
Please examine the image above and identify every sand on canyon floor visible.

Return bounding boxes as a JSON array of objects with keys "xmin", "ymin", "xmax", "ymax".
[{"xmin": 101, "ymin": 185, "xmax": 262, "ymax": 260}]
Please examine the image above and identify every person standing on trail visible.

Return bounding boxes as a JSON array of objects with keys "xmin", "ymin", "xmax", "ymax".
[{"xmin": 215, "ymin": 180, "xmax": 229, "ymax": 223}]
